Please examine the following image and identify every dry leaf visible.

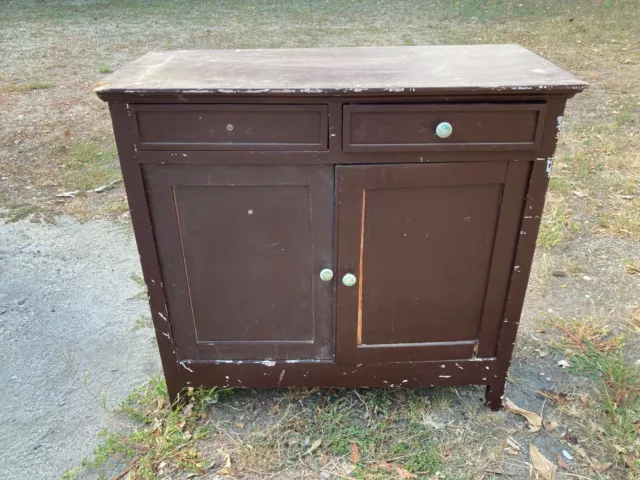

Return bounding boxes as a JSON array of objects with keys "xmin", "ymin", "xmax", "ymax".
[
  {"xmin": 530, "ymin": 444, "xmax": 557, "ymax": 479},
  {"xmin": 349, "ymin": 442, "xmax": 361, "ymax": 463},
  {"xmin": 506, "ymin": 437, "xmax": 521, "ymax": 450},
  {"xmin": 235, "ymin": 423, "xmax": 244, "ymax": 429},
  {"xmin": 504, "ymin": 398, "xmax": 542, "ymax": 432},
  {"xmin": 563, "ymin": 427, "xmax": 579, "ymax": 445},
  {"xmin": 304, "ymin": 438, "xmax": 322, "ymax": 456},
  {"xmin": 537, "ymin": 390, "xmax": 569, "ymax": 405},
  {"xmin": 625, "ymin": 264, "xmax": 640, "ymax": 275},
  {"xmin": 543, "ymin": 419, "xmax": 559, "ymax": 432},
  {"xmin": 217, "ymin": 450, "xmax": 232, "ymax": 476},
  {"xmin": 157, "ymin": 396, "xmax": 166, "ymax": 410},
  {"xmin": 623, "ymin": 453, "xmax": 638, "ymax": 472},
  {"xmin": 394, "ymin": 465, "xmax": 417, "ymax": 479},
  {"xmin": 556, "ymin": 453, "xmax": 569, "ymax": 470},
  {"xmin": 372, "ymin": 461, "xmax": 394, "ymax": 471},
  {"xmin": 505, "ymin": 447, "xmax": 519, "ymax": 456},
  {"xmin": 591, "ymin": 461, "xmax": 612, "ymax": 472}
]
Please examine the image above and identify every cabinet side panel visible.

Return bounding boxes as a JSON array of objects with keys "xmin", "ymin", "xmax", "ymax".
[{"xmin": 107, "ymin": 102, "xmax": 183, "ymax": 402}]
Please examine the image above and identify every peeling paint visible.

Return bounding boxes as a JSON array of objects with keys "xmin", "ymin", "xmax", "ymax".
[
  {"xmin": 439, "ymin": 375, "xmax": 451, "ymax": 379},
  {"xmin": 556, "ymin": 116, "xmax": 564, "ymax": 139},
  {"xmin": 546, "ymin": 157, "xmax": 554, "ymax": 177},
  {"xmin": 179, "ymin": 361, "xmax": 194, "ymax": 373},
  {"xmin": 161, "ymin": 332, "xmax": 170, "ymax": 339},
  {"xmin": 261, "ymin": 360, "xmax": 276, "ymax": 367},
  {"xmin": 158, "ymin": 312, "xmax": 167, "ymax": 321},
  {"xmin": 285, "ymin": 360, "xmax": 300, "ymax": 364}
]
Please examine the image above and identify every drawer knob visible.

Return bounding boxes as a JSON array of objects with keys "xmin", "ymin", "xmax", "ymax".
[
  {"xmin": 435, "ymin": 122, "xmax": 453, "ymax": 139},
  {"xmin": 319, "ymin": 268, "xmax": 334, "ymax": 282},
  {"xmin": 342, "ymin": 273, "xmax": 357, "ymax": 287}
]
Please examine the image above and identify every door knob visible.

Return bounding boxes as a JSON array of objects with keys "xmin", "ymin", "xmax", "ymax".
[
  {"xmin": 435, "ymin": 121, "xmax": 453, "ymax": 138},
  {"xmin": 342, "ymin": 273, "xmax": 357, "ymax": 287},
  {"xmin": 319, "ymin": 268, "xmax": 334, "ymax": 282}
]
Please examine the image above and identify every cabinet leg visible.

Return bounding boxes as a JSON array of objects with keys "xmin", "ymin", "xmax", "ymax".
[
  {"xmin": 485, "ymin": 380, "xmax": 505, "ymax": 411},
  {"xmin": 166, "ymin": 378, "xmax": 185, "ymax": 409}
]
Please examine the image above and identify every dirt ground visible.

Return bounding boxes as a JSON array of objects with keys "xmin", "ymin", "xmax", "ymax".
[{"xmin": 0, "ymin": 1, "xmax": 638, "ymax": 479}]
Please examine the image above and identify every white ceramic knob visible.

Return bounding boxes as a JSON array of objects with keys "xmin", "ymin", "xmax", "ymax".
[
  {"xmin": 435, "ymin": 122, "xmax": 453, "ymax": 139},
  {"xmin": 342, "ymin": 273, "xmax": 357, "ymax": 287},
  {"xmin": 319, "ymin": 268, "xmax": 334, "ymax": 282}
]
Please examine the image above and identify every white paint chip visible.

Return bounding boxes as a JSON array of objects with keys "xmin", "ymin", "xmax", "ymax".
[{"xmin": 179, "ymin": 361, "xmax": 194, "ymax": 373}]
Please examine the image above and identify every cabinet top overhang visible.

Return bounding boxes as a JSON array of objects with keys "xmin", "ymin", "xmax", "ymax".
[{"xmin": 95, "ymin": 44, "xmax": 587, "ymax": 100}]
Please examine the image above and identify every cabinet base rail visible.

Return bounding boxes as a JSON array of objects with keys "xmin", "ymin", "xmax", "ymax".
[{"xmin": 164, "ymin": 357, "xmax": 506, "ymax": 411}]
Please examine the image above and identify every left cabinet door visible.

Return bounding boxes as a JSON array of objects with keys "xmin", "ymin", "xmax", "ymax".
[{"xmin": 143, "ymin": 164, "xmax": 334, "ymax": 361}]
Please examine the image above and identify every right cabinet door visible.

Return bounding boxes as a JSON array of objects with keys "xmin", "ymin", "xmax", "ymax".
[{"xmin": 335, "ymin": 161, "xmax": 530, "ymax": 364}]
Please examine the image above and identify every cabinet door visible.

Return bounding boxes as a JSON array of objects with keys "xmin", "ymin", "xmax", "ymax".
[
  {"xmin": 143, "ymin": 164, "xmax": 334, "ymax": 361},
  {"xmin": 336, "ymin": 162, "xmax": 529, "ymax": 364}
]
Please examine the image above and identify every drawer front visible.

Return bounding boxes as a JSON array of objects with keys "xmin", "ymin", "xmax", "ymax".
[
  {"xmin": 132, "ymin": 104, "xmax": 328, "ymax": 151},
  {"xmin": 343, "ymin": 103, "xmax": 546, "ymax": 152}
]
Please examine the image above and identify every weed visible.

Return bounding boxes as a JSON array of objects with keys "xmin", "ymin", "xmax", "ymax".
[
  {"xmin": 130, "ymin": 314, "xmax": 153, "ymax": 332},
  {"xmin": 76, "ymin": 378, "xmax": 233, "ymax": 479},
  {"xmin": 0, "ymin": 204, "xmax": 40, "ymax": 223},
  {"xmin": 59, "ymin": 142, "xmax": 121, "ymax": 192},
  {"xmin": 552, "ymin": 317, "xmax": 623, "ymax": 354},
  {"xmin": 538, "ymin": 195, "xmax": 577, "ymax": 250},
  {"xmin": 129, "ymin": 272, "xmax": 148, "ymax": 301},
  {"xmin": 98, "ymin": 65, "xmax": 112, "ymax": 73},
  {"xmin": 0, "ymin": 80, "xmax": 54, "ymax": 93},
  {"xmin": 553, "ymin": 319, "xmax": 640, "ymax": 465},
  {"xmin": 235, "ymin": 388, "xmax": 441, "ymax": 477}
]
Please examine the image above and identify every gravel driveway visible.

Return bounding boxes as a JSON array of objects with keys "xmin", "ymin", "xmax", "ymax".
[{"xmin": 0, "ymin": 217, "xmax": 160, "ymax": 479}]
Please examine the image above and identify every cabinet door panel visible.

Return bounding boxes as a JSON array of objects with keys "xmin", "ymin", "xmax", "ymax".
[
  {"xmin": 143, "ymin": 164, "xmax": 334, "ymax": 361},
  {"xmin": 336, "ymin": 162, "xmax": 529, "ymax": 364}
]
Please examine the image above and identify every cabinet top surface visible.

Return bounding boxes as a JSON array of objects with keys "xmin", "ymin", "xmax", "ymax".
[{"xmin": 95, "ymin": 45, "xmax": 586, "ymax": 99}]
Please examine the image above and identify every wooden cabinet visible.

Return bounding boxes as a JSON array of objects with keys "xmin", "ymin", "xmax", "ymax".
[{"xmin": 97, "ymin": 45, "xmax": 586, "ymax": 410}]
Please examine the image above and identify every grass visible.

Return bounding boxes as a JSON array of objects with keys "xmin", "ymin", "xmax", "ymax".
[
  {"xmin": 98, "ymin": 65, "xmax": 112, "ymax": 74},
  {"xmin": 0, "ymin": 203, "xmax": 41, "ymax": 223},
  {"xmin": 58, "ymin": 142, "xmax": 121, "ymax": 192},
  {"xmin": 0, "ymin": 80, "xmax": 54, "ymax": 93},
  {"xmin": 130, "ymin": 314, "xmax": 152, "ymax": 332},
  {"xmin": 65, "ymin": 378, "xmax": 232, "ymax": 480},
  {"xmin": 550, "ymin": 318, "xmax": 640, "ymax": 472},
  {"xmin": 235, "ymin": 389, "xmax": 442, "ymax": 478}
]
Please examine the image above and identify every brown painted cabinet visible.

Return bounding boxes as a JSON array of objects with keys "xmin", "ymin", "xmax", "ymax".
[{"xmin": 97, "ymin": 46, "xmax": 585, "ymax": 409}]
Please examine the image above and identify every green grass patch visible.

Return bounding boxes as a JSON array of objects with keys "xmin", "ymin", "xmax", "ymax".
[
  {"xmin": 0, "ymin": 80, "xmax": 54, "ymax": 94},
  {"xmin": 537, "ymin": 199, "xmax": 577, "ymax": 250},
  {"xmin": 130, "ymin": 314, "xmax": 152, "ymax": 332},
  {"xmin": 569, "ymin": 347, "xmax": 640, "ymax": 465},
  {"xmin": 59, "ymin": 142, "xmax": 121, "ymax": 192},
  {"xmin": 0, "ymin": 204, "xmax": 40, "ymax": 223},
  {"xmin": 66, "ymin": 378, "xmax": 234, "ymax": 480},
  {"xmin": 98, "ymin": 65, "xmax": 112, "ymax": 73}
]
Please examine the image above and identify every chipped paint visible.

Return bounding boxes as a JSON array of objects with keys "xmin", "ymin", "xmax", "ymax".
[
  {"xmin": 556, "ymin": 115, "xmax": 564, "ymax": 139},
  {"xmin": 546, "ymin": 157, "xmax": 554, "ymax": 177},
  {"xmin": 161, "ymin": 332, "xmax": 170, "ymax": 339},
  {"xmin": 439, "ymin": 375, "xmax": 451, "ymax": 379},
  {"xmin": 158, "ymin": 312, "xmax": 167, "ymax": 321},
  {"xmin": 285, "ymin": 360, "xmax": 300, "ymax": 364},
  {"xmin": 261, "ymin": 360, "xmax": 276, "ymax": 367},
  {"xmin": 180, "ymin": 361, "xmax": 194, "ymax": 373}
]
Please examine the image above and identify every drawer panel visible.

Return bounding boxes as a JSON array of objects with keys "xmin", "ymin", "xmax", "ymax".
[
  {"xmin": 343, "ymin": 103, "xmax": 546, "ymax": 152},
  {"xmin": 132, "ymin": 104, "xmax": 328, "ymax": 151}
]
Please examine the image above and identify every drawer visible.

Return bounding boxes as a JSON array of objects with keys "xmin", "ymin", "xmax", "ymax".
[
  {"xmin": 343, "ymin": 103, "xmax": 546, "ymax": 152},
  {"xmin": 132, "ymin": 104, "xmax": 328, "ymax": 151}
]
